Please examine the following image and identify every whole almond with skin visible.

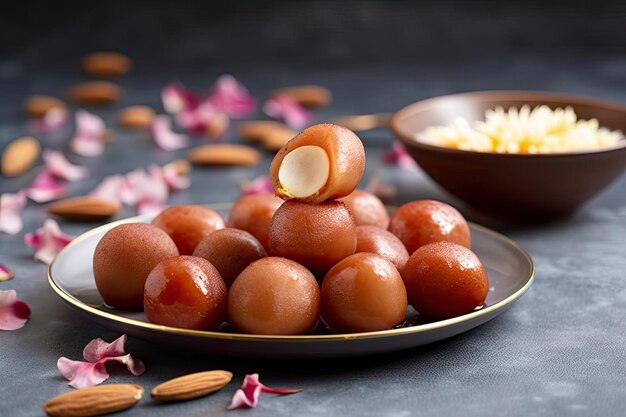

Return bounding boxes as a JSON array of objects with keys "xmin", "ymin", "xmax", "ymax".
[
  {"xmin": 188, "ymin": 144, "xmax": 261, "ymax": 166},
  {"xmin": 163, "ymin": 159, "xmax": 190, "ymax": 175},
  {"xmin": 47, "ymin": 197, "xmax": 119, "ymax": 221},
  {"xmin": 43, "ymin": 384, "xmax": 143, "ymax": 417},
  {"xmin": 24, "ymin": 95, "xmax": 65, "ymax": 118},
  {"xmin": 82, "ymin": 52, "xmax": 133, "ymax": 77},
  {"xmin": 118, "ymin": 106, "xmax": 155, "ymax": 128},
  {"xmin": 67, "ymin": 81, "xmax": 121, "ymax": 104},
  {"xmin": 151, "ymin": 370, "xmax": 233, "ymax": 402},
  {"xmin": 269, "ymin": 85, "xmax": 333, "ymax": 108},
  {"xmin": 239, "ymin": 121, "xmax": 296, "ymax": 152},
  {"xmin": 2, "ymin": 136, "xmax": 40, "ymax": 177}
]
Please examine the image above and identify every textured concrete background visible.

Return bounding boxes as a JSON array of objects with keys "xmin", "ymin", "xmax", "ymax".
[{"xmin": 1, "ymin": 1, "xmax": 626, "ymax": 416}]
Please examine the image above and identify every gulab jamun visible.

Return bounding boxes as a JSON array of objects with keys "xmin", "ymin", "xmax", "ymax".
[
  {"xmin": 402, "ymin": 241, "xmax": 489, "ymax": 318},
  {"xmin": 227, "ymin": 194, "xmax": 283, "ymax": 250},
  {"xmin": 388, "ymin": 200, "xmax": 470, "ymax": 254},
  {"xmin": 94, "ymin": 223, "xmax": 179, "ymax": 310},
  {"xmin": 152, "ymin": 205, "xmax": 225, "ymax": 255},
  {"xmin": 321, "ymin": 253, "xmax": 407, "ymax": 333},
  {"xmin": 269, "ymin": 200, "xmax": 356, "ymax": 276},
  {"xmin": 340, "ymin": 190, "xmax": 390, "ymax": 229},
  {"xmin": 144, "ymin": 256, "xmax": 227, "ymax": 330},
  {"xmin": 227, "ymin": 257, "xmax": 320, "ymax": 335},
  {"xmin": 355, "ymin": 225, "xmax": 409, "ymax": 271},
  {"xmin": 192, "ymin": 228, "xmax": 267, "ymax": 288}
]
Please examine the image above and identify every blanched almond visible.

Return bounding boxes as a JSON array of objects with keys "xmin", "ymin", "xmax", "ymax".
[
  {"xmin": 82, "ymin": 52, "xmax": 133, "ymax": 77},
  {"xmin": 24, "ymin": 95, "xmax": 66, "ymax": 118},
  {"xmin": 239, "ymin": 121, "xmax": 296, "ymax": 152},
  {"xmin": 151, "ymin": 370, "xmax": 233, "ymax": 402},
  {"xmin": 118, "ymin": 106, "xmax": 155, "ymax": 128},
  {"xmin": 188, "ymin": 144, "xmax": 261, "ymax": 166},
  {"xmin": 43, "ymin": 384, "xmax": 143, "ymax": 417},
  {"xmin": 67, "ymin": 81, "xmax": 121, "ymax": 104},
  {"xmin": 47, "ymin": 197, "xmax": 119, "ymax": 221},
  {"xmin": 270, "ymin": 85, "xmax": 333, "ymax": 108},
  {"xmin": 1, "ymin": 136, "xmax": 40, "ymax": 177}
]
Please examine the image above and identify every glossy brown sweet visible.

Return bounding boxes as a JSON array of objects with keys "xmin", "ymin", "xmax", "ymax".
[
  {"xmin": 340, "ymin": 190, "xmax": 390, "ymax": 228},
  {"xmin": 269, "ymin": 200, "xmax": 357, "ymax": 276},
  {"xmin": 402, "ymin": 242, "xmax": 489, "ymax": 318},
  {"xmin": 227, "ymin": 194, "xmax": 283, "ymax": 250},
  {"xmin": 355, "ymin": 226, "xmax": 409, "ymax": 271},
  {"xmin": 269, "ymin": 123, "xmax": 365, "ymax": 203},
  {"xmin": 152, "ymin": 205, "xmax": 225, "ymax": 255},
  {"xmin": 321, "ymin": 253, "xmax": 407, "ymax": 333},
  {"xmin": 93, "ymin": 223, "xmax": 179, "ymax": 310},
  {"xmin": 144, "ymin": 256, "xmax": 227, "ymax": 330},
  {"xmin": 228, "ymin": 257, "xmax": 321, "ymax": 335},
  {"xmin": 388, "ymin": 200, "xmax": 470, "ymax": 254},
  {"xmin": 192, "ymin": 228, "xmax": 267, "ymax": 288}
]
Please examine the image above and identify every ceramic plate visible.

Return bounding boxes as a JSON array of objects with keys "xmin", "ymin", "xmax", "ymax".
[{"xmin": 48, "ymin": 203, "xmax": 534, "ymax": 358}]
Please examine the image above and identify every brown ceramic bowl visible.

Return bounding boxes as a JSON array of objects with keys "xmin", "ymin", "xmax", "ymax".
[{"xmin": 391, "ymin": 91, "xmax": 626, "ymax": 222}]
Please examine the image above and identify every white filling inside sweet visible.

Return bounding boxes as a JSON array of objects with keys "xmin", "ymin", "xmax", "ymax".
[{"xmin": 278, "ymin": 145, "xmax": 330, "ymax": 198}]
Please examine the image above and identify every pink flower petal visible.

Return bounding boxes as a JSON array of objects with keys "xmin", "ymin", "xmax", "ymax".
[
  {"xmin": 70, "ymin": 110, "xmax": 106, "ymax": 157},
  {"xmin": 383, "ymin": 142, "xmax": 418, "ymax": 172},
  {"xmin": 42, "ymin": 150, "xmax": 89, "ymax": 182},
  {"xmin": 58, "ymin": 334, "xmax": 145, "ymax": 389},
  {"xmin": 263, "ymin": 95, "xmax": 311, "ymax": 129},
  {"xmin": 0, "ymin": 191, "xmax": 27, "ymax": 235},
  {"xmin": 228, "ymin": 374, "xmax": 301, "ymax": 410},
  {"xmin": 241, "ymin": 176, "xmax": 274, "ymax": 196},
  {"xmin": 161, "ymin": 82, "xmax": 200, "ymax": 114},
  {"xmin": 162, "ymin": 161, "xmax": 190, "ymax": 191},
  {"xmin": 209, "ymin": 74, "xmax": 256, "ymax": 119},
  {"xmin": 120, "ymin": 166, "xmax": 169, "ymax": 212},
  {"xmin": 0, "ymin": 264, "xmax": 15, "ymax": 281},
  {"xmin": 24, "ymin": 219, "xmax": 74, "ymax": 264},
  {"xmin": 89, "ymin": 174, "xmax": 125, "ymax": 206},
  {"xmin": 0, "ymin": 290, "xmax": 31, "ymax": 331},
  {"xmin": 365, "ymin": 176, "xmax": 397, "ymax": 202},
  {"xmin": 31, "ymin": 107, "xmax": 69, "ymax": 134},
  {"xmin": 25, "ymin": 169, "xmax": 66, "ymax": 203},
  {"xmin": 151, "ymin": 115, "xmax": 189, "ymax": 150}
]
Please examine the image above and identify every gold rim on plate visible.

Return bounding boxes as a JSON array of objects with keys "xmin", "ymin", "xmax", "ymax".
[{"xmin": 48, "ymin": 203, "xmax": 535, "ymax": 343}]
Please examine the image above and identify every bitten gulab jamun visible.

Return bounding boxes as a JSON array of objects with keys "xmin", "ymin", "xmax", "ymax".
[
  {"xmin": 269, "ymin": 124, "xmax": 365, "ymax": 203},
  {"xmin": 94, "ymin": 223, "xmax": 179, "ymax": 310},
  {"xmin": 388, "ymin": 200, "xmax": 470, "ymax": 254},
  {"xmin": 152, "ymin": 205, "xmax": 225, "ymax": 255},
  {"xmin": 402, "ymin": 241, "xmax": 489, "ymax": 318},
  {"xmin": 355, "ymin": 225, "xmax": 409, "ymax": 271},
  {"xmin": 340, "ymin": 190, "xmax": 390, "ymax": 229},
  {"xmin": 269, "ymin": 200, "xmax": 356, "ymax": 276},
  {"xmin": 144, "ymin": 256, "xmax": 227, "ymax": 330},
  {"xmin": 192, "ymin": 228, "xmax": 267, "ymax": 288},
  {"xmin": 227, "ymin": 257, "xmax": 320, "ymax": 335},
  {"xmin": 321, "ymin": 253, "xmax": 407, "ymax": 333},
  {"xmin": 227, "ymin": 194, "xmax": 283, "ymax": 251}
]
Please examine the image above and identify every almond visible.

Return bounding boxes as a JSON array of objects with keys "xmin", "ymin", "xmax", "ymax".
[
  {"xmin": 67, "ymin": 81, "xmax": 121, "ymax": 104},
  {"xmin": 47, "ymin": 197, "xmax": 119, "ymax": 221},
  {"xmin": 151, "ymin": 370, "xmax": 233, "ymax": 402},
  {"xmin": 205, "ymin": 112, "xmax": 230, "ymax": 139},
  {"xmin": 24, "ymin": 95, "xmax": 66, "ymax": 118},
  {"xmin": 1, "ymin": 136, "xmax": 40, "ymax": 177},
  {"xmin": 270, "ymin": 85, "xmax": 333, "ymax": 108},
  {"xmin": 163, "ymin": 159, "xmax": 190, "ymax": 175},
  {"xmin": 118, "ymin": 106, "xmax": 155, "ymax": 128},
  {"xmin": 239, "ymin": 121, "xmax": 296, "ymax": 152},
  {"xmin": 43, "ymin": 384, "xmax": 143, "ymax": 417},
  {"xmin": 82, "ymin": 52, "xmax": 133, "ymax": 77},
  {"xmin": 188, "ymin": 144, "xmax": 261, "ymax": 166},
  {"xmin": 330, "ymin": 113, "xmax": 392, "ymax": 132}
]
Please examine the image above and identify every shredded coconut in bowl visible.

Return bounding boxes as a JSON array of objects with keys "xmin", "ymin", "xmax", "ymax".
[{"xmin": 416, "ymin": 105, "xmax": 625, "ymax": 153}]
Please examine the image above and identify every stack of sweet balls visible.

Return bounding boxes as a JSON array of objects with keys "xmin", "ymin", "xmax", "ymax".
[{"xmin": 93, "ymin": 124, "xmax": 489, "ymax": 335}]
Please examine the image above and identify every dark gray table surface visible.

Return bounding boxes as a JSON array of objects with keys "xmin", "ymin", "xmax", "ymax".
[{"xmin": 1, "ymin": 58, "xmax": 626, "ymax": 417}]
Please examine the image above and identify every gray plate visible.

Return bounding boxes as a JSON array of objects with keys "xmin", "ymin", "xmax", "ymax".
[{"xmin": 48, "ymin": 203, "xmax": 534, "ymax": 358}]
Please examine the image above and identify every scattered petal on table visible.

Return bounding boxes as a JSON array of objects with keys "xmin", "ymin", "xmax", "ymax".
[
  {"xmin": 0, "ymin": 191, "xmax": 27, "ymax": 235},
  {"xmin": 382, "ymin": 141, "xmax": 418, "ymax": 172},
  {"xmin": 120, "ymin": 166, "xmax": 169, "ymax": 210},
  {"xmin": 209, "ymin": 74, "xmax": 256, "ymax": 119},
  {"xmin": 70, "ymin": 110, "xmax": 106, "ymax": 157},
  {"xmin": 162, "ymin": 160, "xmax": 191, "ymax": 191},
  {"xmin": 57, "ymin": 334, "xmax": 145, "ymax": 389},
  {"xmin": 228, "ymin": 374, "xmax": 301, "ymax": 410},
  {"xmin": 174, "ymin": 100, "xmax": 224, "ymax": 135},
  {"xmin": 24, "ymin": 219, "xmax": 74, "ymax": 264},
  {"xmin": 42, "ymin": 149, "xmax": 89, "ymax": 182},
  {"xmin": 241, "ymin": 176, "xmax": 274, "ymax": 196},
  {"xmin": 365, "ymin": 176, "xmax": 397, "ymax": 202},
  {"xmin": 161, "ymin": 82, "xmax": 200, "ymax": 114},
  {"xmin": 0, "ymin": 264, "xmax": 15, "ymax": 281},
  {"xmin": 151, "ymin": 115, "xmax": 190, "ymax": 150},
  {"xmin": 31, "ymin": 107, "xmax": 69, "ymax": 134},
  {"xmin": 0, "ymin": 290, "xmax": 31, "ymax": 331},
  {"xmin": 89, "ymin": 174, "xmax": 125, "ymax": 206},
  {"xmin": 25, "ymin": 169, "xmax": 66, "ymax": 203},
  {"xmin": 263, "ymin": 95, "xmax": 311, "ymax": 129}
]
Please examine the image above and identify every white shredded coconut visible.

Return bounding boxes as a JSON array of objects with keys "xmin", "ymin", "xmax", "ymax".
[{"xmin": 415, "ymin": 105, "xmax": 625, "ymax": 153}]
